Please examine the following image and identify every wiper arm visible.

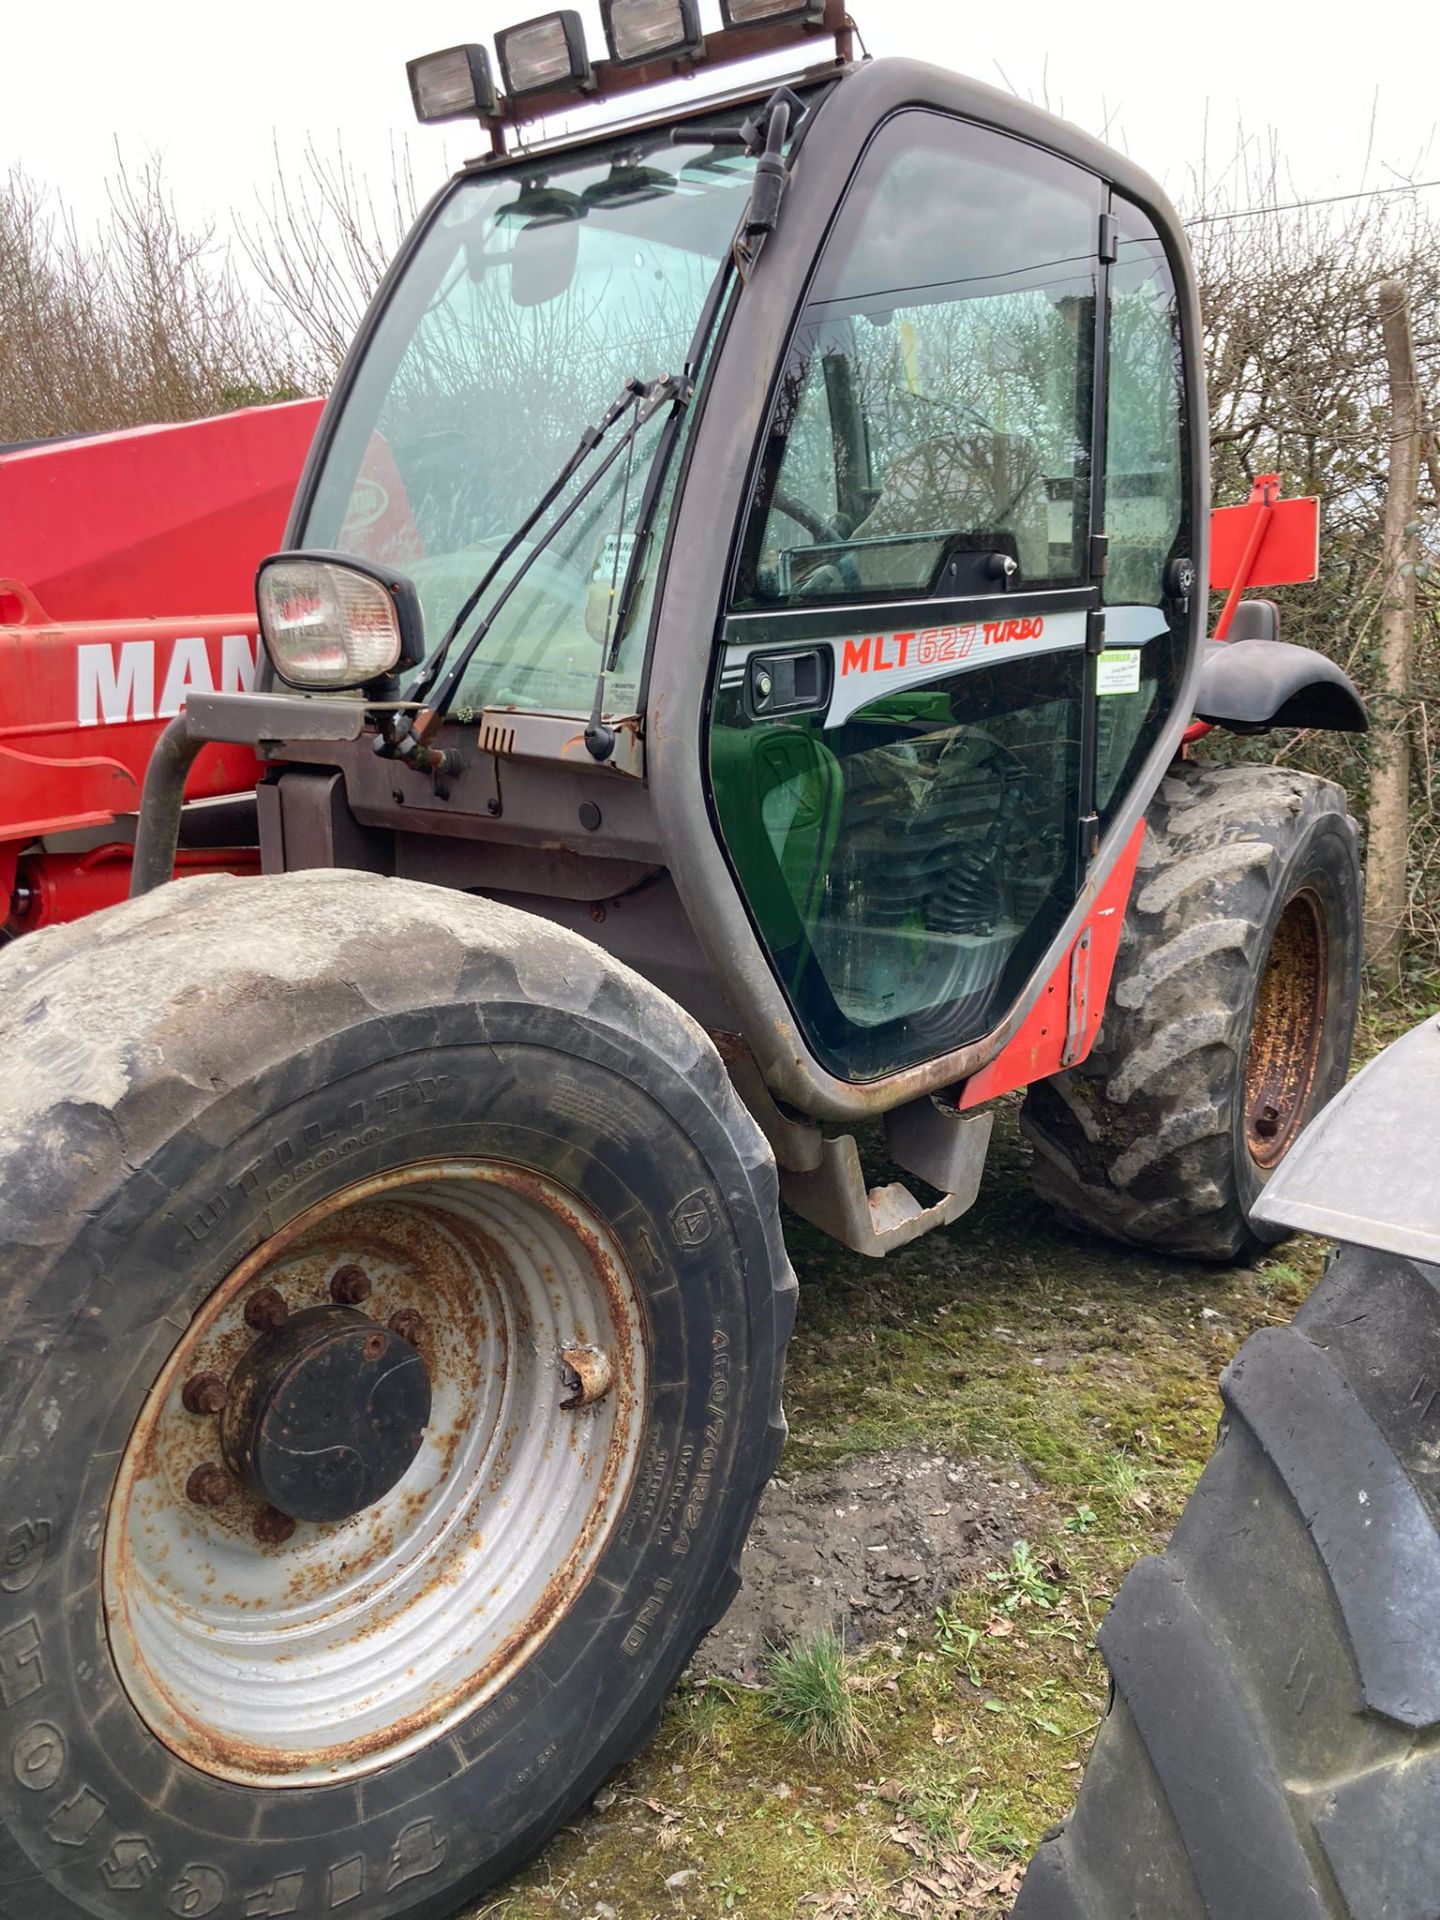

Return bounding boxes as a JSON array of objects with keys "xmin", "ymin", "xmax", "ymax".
[
  {"xmin": 377, "ymin": 371, "xmax": 688, "ymax": 768},
  {"xmin": 670, "ymin": 87, "xmax": 804, "ymax": 280}
]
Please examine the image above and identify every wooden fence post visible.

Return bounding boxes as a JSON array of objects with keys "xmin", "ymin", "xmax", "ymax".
[{"xmin": 1366, "ymin": 279, "xmax": 1422, "ymax": 981}]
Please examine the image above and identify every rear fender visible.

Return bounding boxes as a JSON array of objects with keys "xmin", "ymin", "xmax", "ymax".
[
  {"xmin": 1252, "ymin": 1016, "xmax": 1440, "ymax": 1261},
  {"xmin": 1194, "ymin": 637, "xmax": 1368, "ymax": 736}
]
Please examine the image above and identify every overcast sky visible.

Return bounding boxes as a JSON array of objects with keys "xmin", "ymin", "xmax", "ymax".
[{"xmin": 8, "ymin": 0, "xmax": 1438, "ymax": 238}]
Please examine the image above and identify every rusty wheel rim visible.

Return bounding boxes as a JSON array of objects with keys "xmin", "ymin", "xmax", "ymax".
[
  {"xmin": 102, "ymin": 1162, "xmax": 646, "ymax": 1786},
  {"xmin": 1244, "ymin": 888, "xmax": 1329, "ymax": 1169}
]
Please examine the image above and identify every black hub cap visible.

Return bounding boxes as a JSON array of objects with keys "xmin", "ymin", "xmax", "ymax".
[{"xmin": 221, "ymin": 1305, "xmax": 432, "ymax": 1523}]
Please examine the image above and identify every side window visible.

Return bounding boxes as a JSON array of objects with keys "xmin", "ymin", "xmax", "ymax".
[
  {"xmin": 755, "ymin": 352, "xmax": 844, "ymax": 578},
  {"xmin": 735, "ymin": 115, "xmax": 1101, "ymax": 609},
  {"xmin": 1095, "ymin": 202, "xmax": 1190, "ymax": 822}
]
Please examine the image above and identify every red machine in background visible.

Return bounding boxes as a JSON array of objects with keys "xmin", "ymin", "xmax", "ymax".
[{"xmin": 0, "ymin": 399, "xmax": 322, "ymax": 932}]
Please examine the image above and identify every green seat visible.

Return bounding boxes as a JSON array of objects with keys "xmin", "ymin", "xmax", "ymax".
[{"xmin": 710, "ymin": 721, "xmax": 843, "ymax": 982}]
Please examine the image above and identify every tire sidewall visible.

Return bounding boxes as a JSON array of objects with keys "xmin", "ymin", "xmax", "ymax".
[{"xmin": 0, "ymin": 999, "xmax": 777, "ymax": 1920}]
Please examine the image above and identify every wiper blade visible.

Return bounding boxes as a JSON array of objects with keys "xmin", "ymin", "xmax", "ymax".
[{"xmin": 378, "ymin": 371, "xmax": 689, "ymax": 768}]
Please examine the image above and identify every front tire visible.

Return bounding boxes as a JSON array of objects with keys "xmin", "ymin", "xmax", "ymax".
[
  {"xmin": 1021, "ymin": 763, "xmax": 1362, "ymax": 1261},
  {"xmin": 1015, "ymin": 1237, "xmax": 1440, "ymax": 1919},
  {"xmin": 0, "ymin": 871, "xmax": 794, "ymax": 1919}
]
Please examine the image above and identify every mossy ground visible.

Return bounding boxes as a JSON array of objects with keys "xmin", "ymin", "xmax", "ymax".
[{"xmin": 468, "ymin": 989, "xmax": 1424, "ymax": 1919}]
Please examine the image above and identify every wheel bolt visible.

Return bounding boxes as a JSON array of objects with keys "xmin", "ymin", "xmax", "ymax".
[
  {"xmin": 388, "ymin": 1309, "xmax": 424, "ymax": 1347},
  {"xmin": 559, "ymin": 1343, "xmax": 613, "ymax": 1410},
  {"xmin": 186, "ymin": 1462, "xmax": 233, "ymax": 1508},
  {"xmin": 181, "ymin": 1371, "xmax": 229, "ymax": 1416},
  {"xmin": 330, "ymin": 1265, "xmax": 372, "ymax": 1305},
  {"xmin": 253, "ymin": 1506, "xmax": 297, "ymax": 1546},
  {"xmin": 244, "ymin": 1286, "xmax": 289, "ymax": 1332}
]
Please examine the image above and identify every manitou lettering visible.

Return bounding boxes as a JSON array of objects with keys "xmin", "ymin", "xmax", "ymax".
[{"xmin": 76, "ymin": 633, "xmax": 258, "ymax": 726}]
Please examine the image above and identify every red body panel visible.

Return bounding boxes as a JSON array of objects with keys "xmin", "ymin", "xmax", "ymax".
[
  {"xmin": 1209, "ymin": 482, "xmax": 1320, "ymax": 594},
  {"xmin": 957, "ymin": 824, "xmax": 1145, "ymax": 1105},
  {"xmin": 0, "ymin": 399, "xmax": 323, "ymax": 622},
  {"xmin": 0, "ymin": 400, "xmax": 320, "ymax": 930}
]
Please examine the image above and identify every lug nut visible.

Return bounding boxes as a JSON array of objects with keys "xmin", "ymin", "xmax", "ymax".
[
  {"xmin": 181, "ymin": 1371, "xmax": 229, "ymax": 1416},
  {"xmin": 362, "ymin": 1331, "xmax": 387, "ymax": 1362},
  {"xmin": 186, "ymin": 1463, "xmax": 233, "ymax": 1508},
  {"xmin": 330, "ymin": 1265, "xmax": 372, "ymax": 1305},
  {"xmin": 244, "ymin": 1286, "xmax": 289, "ymax": 1332},
  {"xmin": 253, "ymin": 1506, "xmax": 297, "ymax": 1546},
  {"xmin": 559, "ymin": 1343, "xmax": 613, "ymax": 1410},
  {"xmin": 388, "ymin": 1308, "xmax": 424, "ymax": 1347}
]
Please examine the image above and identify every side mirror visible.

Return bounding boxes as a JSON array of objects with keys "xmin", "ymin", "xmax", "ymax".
[
  {"xmin": 510, "ymin": 215, "xmax": 581, "ymax": 307},
  {"xmin": 256, "ymin": 552, "xmax": 425, "ymax": 693},
  {"xmin": 494, "ymin": 184, "xmax": 584, "ymax": 308}
]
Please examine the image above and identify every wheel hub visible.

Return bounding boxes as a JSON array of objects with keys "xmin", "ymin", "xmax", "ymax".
[
  {"xmin": 102, "ymin": 1162, "xmax": 646, "ymax": 1786},
  {"xmin": 220, "ymin": 1306, "xmax": 432, "ymax": 1523},
  {"xmin": 1244, "ymin": 889, "xmax": 1329, "ymax": 1169}
]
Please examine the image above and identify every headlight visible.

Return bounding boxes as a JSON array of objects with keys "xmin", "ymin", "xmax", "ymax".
[
  {"xmin": 256, "ymin": 553, "xmax": 424, "ymax": 692},
  {"xmin": 495, "ymin": 11, "xmax": 593, "ymax": 97},
  {"xmin": 601, "ymin": 0, "xmax": 704, "ymax": 64},
  {"xmin": 719, "ymin": 0, "xmax": 824, "ymax": 22},
  {"xmin": 407, "ymin": 44, "xmax": 499, "ymax": 123}
]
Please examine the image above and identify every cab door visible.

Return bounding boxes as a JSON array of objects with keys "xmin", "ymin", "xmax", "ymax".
[{"xmin": 708, "ymin": 110, "xmax": 1108, "ymax": 1083}]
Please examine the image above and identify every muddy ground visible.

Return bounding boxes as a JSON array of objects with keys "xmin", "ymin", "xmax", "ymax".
[{"xmin": 695, "ymin": 1452, "xmax": 1036, "ymax": 1680}]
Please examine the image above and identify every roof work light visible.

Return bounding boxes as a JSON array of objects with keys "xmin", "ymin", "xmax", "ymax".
[
  {"xmin": 496, "ymin": 11, "xmax": 594, "ymax": 96},
  {"xmin": 405, "ymin": 0, "xmax": 850, "ymax": 130},
  {"xmin": 719, "ymin": 0, "xmax": 825, "ymax": 23},
  {"xmin": 406, "ymin": 44, "xmax": 499, "ymax": 122},
  {"xmin": 601, "ymin": 0, "xmax": 704, "ymax": 64}
]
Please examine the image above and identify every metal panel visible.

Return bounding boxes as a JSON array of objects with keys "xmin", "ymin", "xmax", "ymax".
[
  {"xmin": 780, "ymin": 1107, "xmax": 993, "ymax": 1257},
  {"xmin": 1252, "ymin": 1017, "xmax": 1440, "ymax": 1262}
]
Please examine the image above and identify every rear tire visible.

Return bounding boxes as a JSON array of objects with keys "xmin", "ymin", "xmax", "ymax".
[
  {"xmin": 1021, "ymin": 762, "xmax": 1362, "ymax": 1261},
  {"xmin": 0, "ymin": 871, "xmax": 794, "ymax": 1919},
  {"xmin": 1014, "ymin": 1238, "xmax": 1440, "ymax": 1919}
]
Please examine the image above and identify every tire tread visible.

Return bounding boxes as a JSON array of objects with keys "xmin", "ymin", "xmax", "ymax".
[{"xmin": 1014, "ymin": 1242, "xmax": 1440, "ymax": 1919}]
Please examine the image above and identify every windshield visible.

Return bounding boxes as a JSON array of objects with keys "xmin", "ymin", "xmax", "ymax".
[{"xmin": 300, "ymin": 124, "xmax": 758, "ymax": 717}]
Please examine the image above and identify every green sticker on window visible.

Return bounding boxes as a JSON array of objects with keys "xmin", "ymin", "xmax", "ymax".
[{"xmin": 1097, "ymin": 649, "xmax": 1142, "ymax": 696}]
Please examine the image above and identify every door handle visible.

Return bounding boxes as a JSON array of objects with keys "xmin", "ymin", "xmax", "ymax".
[{"xmin": 748, "ymin": 649, "xmax": 832, "ymax": 718}]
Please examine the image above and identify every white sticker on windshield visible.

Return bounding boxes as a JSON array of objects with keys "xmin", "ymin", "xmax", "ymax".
[
  {"xmin": 592, "ymin": 532, "xmax": 636, "ymax": 584},
  {"xmin": 1097, "ymin": 649, "xmax": 1142, "ymax": 696}
]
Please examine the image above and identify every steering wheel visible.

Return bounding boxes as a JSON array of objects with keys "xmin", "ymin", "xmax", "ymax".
[{"xmin": 772, "ymin": 488, "xmax": 862, "ymax": 595}]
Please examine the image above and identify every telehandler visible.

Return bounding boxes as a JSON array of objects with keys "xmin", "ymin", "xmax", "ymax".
[{"xmin": 0, "ymin": 6, "xmax": 1381, "ymax": 1913}]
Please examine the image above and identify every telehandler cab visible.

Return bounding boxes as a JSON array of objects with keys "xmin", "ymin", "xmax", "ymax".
[{"xmin": 0, "ymin": 6, "xmax": 1371, "ymax": 1914}]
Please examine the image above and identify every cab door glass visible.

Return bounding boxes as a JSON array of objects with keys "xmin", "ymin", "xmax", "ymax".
[
  {"xmin": 736, "ymin": 115, "xmax": 1101, "ymax": 610},
  {"xmin": 713, "ymin": 113, "xmax": 1102, "ymax": 1082},
  {"xmin": 1095, "ymin": 201, "xmax": 1190, "ymax": 823}
]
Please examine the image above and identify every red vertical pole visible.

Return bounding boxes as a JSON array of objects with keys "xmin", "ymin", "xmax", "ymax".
[{"xmin": 1212, "ymin": 476, "xmax": 1277, "ymax": 641}]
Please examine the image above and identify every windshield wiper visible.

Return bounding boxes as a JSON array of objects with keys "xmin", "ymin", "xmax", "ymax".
[
  {"xmin": 377, "ymin": 370, "xmax": 689, "ymax": 769},
  {"xmin": 671, "ymin": 87, "xmax": 805, "ymax": 280}
]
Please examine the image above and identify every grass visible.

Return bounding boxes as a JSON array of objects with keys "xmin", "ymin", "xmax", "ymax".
[
  {"xmin": 767, "ymin": 1628, "xmax": 873, "ymax": 1759},
  {"xmin": 471, "ymin": 986, "xmax": 1425, "ymax": 1918},
  {"xmin": 987, "ymin": 1542, "xmax": 1062, "ymax": 1615}
]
